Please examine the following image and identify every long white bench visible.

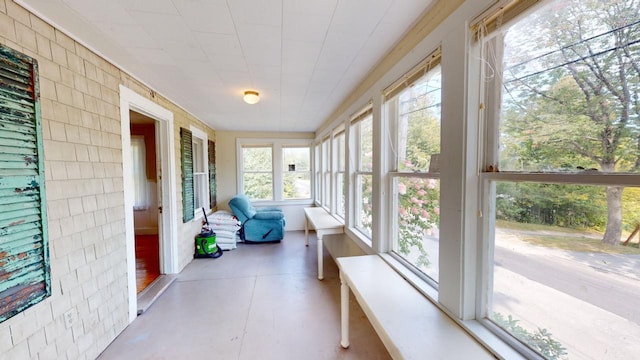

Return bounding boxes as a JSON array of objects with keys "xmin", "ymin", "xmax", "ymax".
[
  {"xmin": 303, "ymin": 207, "xmax": 344, "ymax": 280},
  {"xmin": 337, "ymin": 255, "xmax": 495, "ymax": 359}
]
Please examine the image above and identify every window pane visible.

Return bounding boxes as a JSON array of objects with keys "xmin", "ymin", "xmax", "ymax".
[
  {"xmin": 283, "ymin": 172, "xmax": 310, "ymax": 199},
  {"xmin": 393, "ymin": 177, "xmax": 440, "ymax": 282},
  {"xmin": 192, "ymin": 138, "xmax": 204, "ymax": 172},
  {"xmin": 397, "ymin": 65, "xmax": 441, "ymax": 172},
  {"xmin": 490, "ymin": 181, "xmax": 640, "ymax": 360},
  {"xmin": 497, "ymin": 0, "xmax": 640, "ymax": 174},
  {"xmin": 359, "ymin": 116, "xmax": 373, "ymax": 172},
  {"xmin": 336, "ymin": 173, "xmax": 345, "ymax": 218},
  {"xmin": 283, "ymin": 147, "xmax": 310, "ymax": 171},
  {"xmin": 243, "ymin": 173, "xmax": 273, "ymax": 200},
  {"xmin": 131, "ymin": 137, "xmax": 150, "ymax": 210},
  {"xmin": 356, "ymin": 174, "xmax": 372, "ymax": 236},
  {"xmin": 194, "ymin": 173, "xmax": 205, "ymax": 208},
  {"xmin": 322, "ymin": 139, "xmax": 330, "ymax": 206},
  {"xmin": 243, "ymin": 147, "xmax": 272, "ymax": 171},
  {"xmin": 335, "ymin": 132, "xmax": 345, "ymax": 171}
]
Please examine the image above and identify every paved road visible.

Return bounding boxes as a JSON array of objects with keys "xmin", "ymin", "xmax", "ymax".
[{"xmin": 495, "ymin": 245, "xmax": 640, "ymax": 324}]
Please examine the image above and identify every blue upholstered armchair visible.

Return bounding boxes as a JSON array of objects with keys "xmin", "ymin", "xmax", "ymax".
[{"xmin": 228, "ymin": 194, "xmax": 286, "ymax": 242}]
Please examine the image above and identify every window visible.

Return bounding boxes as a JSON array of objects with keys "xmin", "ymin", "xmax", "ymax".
[
  {"xmin": 283, "ymin": 146, "xmax": 310, "ymax": 199},
  {"xmin": 238, "ymin": 139, "xmax": 312, "ymax": 202},
  {"xmin": 131, "ymin": 136, "xmax": 150, "ymax": 210},
  {"xmin": 180, "ymin": 126, "xmax": 210, "ymax": 222},
  {"xmin": 208, "ymin": 140, "xmax": 217, "ymax": 209},
  {"xmin": 241, "ymin": 146, "xmax": 273, "ymax": 200},
  {"xmin": 333, "ymin": 127, "xmax": 346, "ymax": 219},
  {"xmin": 192, "ymin": 135, "xmax": 208, "ymax": 210},
  {"xmin": 385, "ymin": 51, "xmax": 442, "ymax": 283},
  {"xmin": 479, "ymin": 1, "xmax": 640, "ymax": 359},
  {"xmin": 0, "ymin": 44, "xmax": 51, "ymax": 322},
  {"xmin": 321, "ymin": 137, "xmax": 330, "ymax": 208},
  {"xmin": 350, "ymin": 108, "xmax": 373, "ymax": 238},
  {"xmin": 314, "ymin": 143, "xmax": 321, "ymax": 204}
]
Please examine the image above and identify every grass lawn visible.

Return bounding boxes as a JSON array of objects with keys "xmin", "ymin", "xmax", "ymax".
[{"xmin": 496, "ymin": 220, "xmax": 640, "ymax": 255}]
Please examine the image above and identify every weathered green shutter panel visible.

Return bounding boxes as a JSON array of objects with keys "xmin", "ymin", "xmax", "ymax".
[
  {"xmin": 208, "ymin": 140, "xmax": 216, "ymax": 209},
  {"xmin": 180, "ymin": 128, "xmax": 194, "ymax": 222},
  {"xmin": 0, "ymin": 45, "xmax": 50, "ymax": 323}
]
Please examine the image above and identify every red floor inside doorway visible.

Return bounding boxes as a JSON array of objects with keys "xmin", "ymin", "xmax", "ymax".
[{"xmin": 135, "ymin": 234, "xmax": 160, "ymax": 293}]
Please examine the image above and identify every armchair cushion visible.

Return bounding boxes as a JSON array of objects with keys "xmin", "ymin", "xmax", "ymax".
[
  {"xmin": 254, "ymin": 210, "xmax": 285, "ymax": 221},
  {"xmin": 228, "ymin": 194, "xmax": 256, "ymax": 223}
]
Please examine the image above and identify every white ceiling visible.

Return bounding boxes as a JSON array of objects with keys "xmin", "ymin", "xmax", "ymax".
[{"xmin": 19, "ymin": 0, "xmax": 434, "ymax": 132}]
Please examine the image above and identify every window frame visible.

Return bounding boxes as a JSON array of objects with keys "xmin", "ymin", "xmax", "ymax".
[
  {"xmin": 333, "ymin": 127, "xmax": 346, "ymax": 219},
  {"xmin": 282, "ymin": 145, "xmax": 312, "ymax": 200},
  {"xmin": 349, "ymin": 107, "xmax": 374, "ymax": 240},
  {"xmin": 476, "ymin": 2, "xmax": 640, "ymax": 358},
  {"xmin": 237, "ymin": 138, "xmax": 313, "ymax": 204},
  {"xmin": 190, "ymin": 126, "xmax": 210, "ymax": 218}
]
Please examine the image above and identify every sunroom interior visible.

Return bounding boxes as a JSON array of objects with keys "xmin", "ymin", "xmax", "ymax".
[{"xmin": 0, "ymin": 0, "xmax": 638, "ymax": 359}]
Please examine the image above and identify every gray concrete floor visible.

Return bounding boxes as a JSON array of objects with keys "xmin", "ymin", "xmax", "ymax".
[{"xmin": 98, "ymin": 231, "xmax": 390, "ymax": 360}]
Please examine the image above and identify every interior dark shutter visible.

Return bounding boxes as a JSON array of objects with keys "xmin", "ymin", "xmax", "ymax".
[
  {"xmin": 0, "ymin": 44, "xmax": 51, "ymax": 322},
  {"xmin": 208, "ymin": 140, "xmax": 216, "ymax": 209},
  {"xmin": 180, "ymin": 128, "xmax": 194, "ymax": 222}
]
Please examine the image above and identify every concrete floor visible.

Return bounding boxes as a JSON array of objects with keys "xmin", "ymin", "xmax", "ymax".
[{"xmin": 98, "ymin": 231, "xmax": 390, "ymax": 360}]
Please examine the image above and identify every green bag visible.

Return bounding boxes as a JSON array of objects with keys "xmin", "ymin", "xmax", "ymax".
[{"xmin": 194, "ymin": 231, "xmax": 223, "ymax": 259}]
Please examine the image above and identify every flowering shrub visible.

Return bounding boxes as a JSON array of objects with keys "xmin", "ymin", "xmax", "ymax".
[{"xmin": 396, "ymin": 177, "xmax": 440, "ymax": 270}]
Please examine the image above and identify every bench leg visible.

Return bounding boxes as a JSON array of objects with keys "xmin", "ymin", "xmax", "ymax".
[
  {"xmin": 340, "ymin": 272, "xmax": 350, "ymax": 349},
  {"xmin": 304, "ymin": 217, "xmax": 309, "ymax": 246},
  {"xmin": 317, "ymin": 235, "xmax": 323, "ymax": 280}
]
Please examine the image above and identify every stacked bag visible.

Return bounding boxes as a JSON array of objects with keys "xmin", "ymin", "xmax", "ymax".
[{"xmin": 208, "ymin": 210, "xmax": 241, "ymax": 250}]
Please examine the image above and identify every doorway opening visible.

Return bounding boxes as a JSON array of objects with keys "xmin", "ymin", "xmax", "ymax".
[
  {"xmin": 130, "ymin": 112, "xmax": 161, "ymax": 293},
  {"xmin": 120, "ymin": 85, "xmax": 178, "ymax": 322}
]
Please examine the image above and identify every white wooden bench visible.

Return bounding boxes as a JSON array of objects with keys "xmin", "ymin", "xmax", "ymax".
[
  {"xmin": 337, "ymin": 255, "xmax": 495, "ymax": 360},
  {"xmin": 303, "ymin": 207, "xmax": 344, "ymax": 280}
]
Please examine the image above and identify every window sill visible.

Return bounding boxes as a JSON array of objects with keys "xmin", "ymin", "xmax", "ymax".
[{"xmin": 377, "ymin": 253, "xmax": 527, "ymax": 360}]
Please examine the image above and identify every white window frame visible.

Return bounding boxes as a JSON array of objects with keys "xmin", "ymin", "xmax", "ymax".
[
  {"xmin": 190, "ymin": 125, "xmax": 210, "ymax": 218},
  {"xmin": 474, "ymin": 2, "xmax": 640, "ymax": 358},
  {"xmin": 321, "ymin": 137, "xmax": 331, "ymax": 209},
  {"xmin": 349, "ymin": 107, "xmax": 374, "ymax": 240},
  {"xmin": 237, "ymin": 138, "xmax": 313, "ymax": 204},
  {"xmin": 282, "ymin": 145, "xmax": 312, "ymax": 200},
  {"xmin": 333, "ymin": 127, "xmax": 346, "ymax": 219}
]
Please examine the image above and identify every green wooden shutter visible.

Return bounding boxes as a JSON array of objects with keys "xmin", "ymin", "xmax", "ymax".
[
  {"xmin": 0, "ymin": 45, "xmax": 51, "ymax": 323},
  {"xmin": 208, "ymin": 140, "xmax": 216, "ymax": 209},
  {"xmin": 180, "ymin": 128, "xmax": 194, "ymax": 222}
]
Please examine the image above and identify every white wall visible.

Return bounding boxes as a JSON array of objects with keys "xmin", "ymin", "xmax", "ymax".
[{"xmin": 216, "ymin": 130, "xmax": 314, "ymax": 230}]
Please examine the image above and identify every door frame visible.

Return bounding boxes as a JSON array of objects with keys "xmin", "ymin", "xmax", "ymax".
[{"xmin": 120, "ymin": 85, "xmax": 178, "ymax": 322}]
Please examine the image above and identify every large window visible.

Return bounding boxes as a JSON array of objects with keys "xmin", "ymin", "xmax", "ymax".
[
  {"xmin": 333, "ymin": 128, "xmax": 346, "ymax": 219},
  {"xmin": 321, "ymin": 137, "xmax": 330, "ymax": 208},
  {"xmin": 180, "ymin": 126, "xmax": 211, "ymax": 221},
  {"xmin": 241, "ymin": 146, "xmax": 273, "ymax": 200},
  {"xmin": 238, "ymin": 140, "xmax": 311, "ymax": 202},
  {"xmin": 192, "ymin": 135, "xmax": 208, "ymax": 210},
  {"xmin": 350, "ymin": 108, "xmax": 373, "ymax": 238},
  {"xmin": 283, "ymin": 146, "xmax": 311, "ymax": 200},
  {"xmin": 480, "ymin": 1, "xmax": 640, "ymax": 359},
  {"xmin": 385, "ymin": 50, "xmax": 442, "ymax": 283}
]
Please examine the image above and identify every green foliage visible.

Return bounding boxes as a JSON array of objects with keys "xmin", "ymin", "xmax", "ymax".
[
  {"xmin": 396, "ymin": 177, "xmax": 440, "ymax": 269},
  {"xmin": 389, "ymin": 66, "xmax": 442, "ymax": 272},
  {"xmin": 496, "ymin": 182, "xmax": 607, "ymax": 231},
  {"xmin": 492, "ymin": 312, "xmax": 568, "ymax": 360},
  {"xmin": 497, "ymin": 0, "xmax": 640, "ymax": 239}
]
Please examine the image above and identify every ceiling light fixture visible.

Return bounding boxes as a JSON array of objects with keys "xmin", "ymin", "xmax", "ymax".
[{"xmin": 243, "ymin": 90, "xmax": 260, "ymax": 104}]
